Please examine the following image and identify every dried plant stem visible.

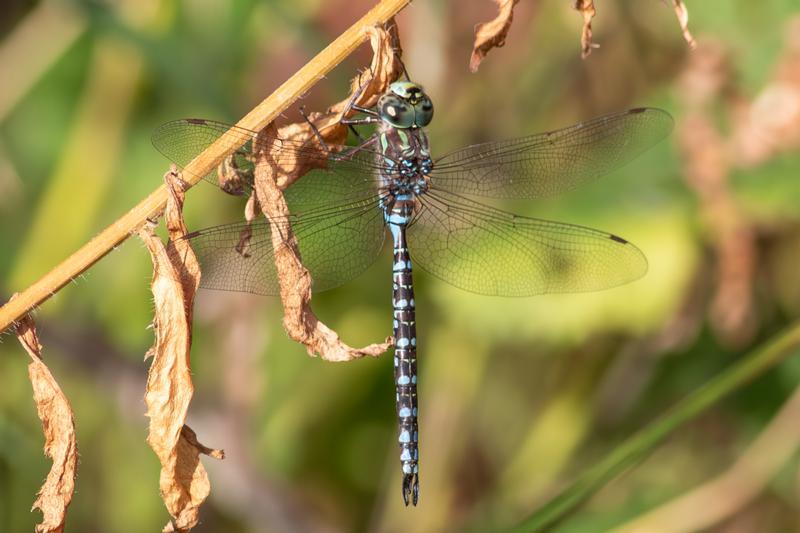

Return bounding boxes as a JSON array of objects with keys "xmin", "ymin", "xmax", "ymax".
[{"xmin": 0, "ymin": 0, "xmax": 411, "ymax": 333}]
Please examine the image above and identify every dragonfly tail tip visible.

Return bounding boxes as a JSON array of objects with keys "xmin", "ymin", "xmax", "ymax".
[{"xmin": 402, "ymin": 473, "xmax": 419, "ymax": 506}]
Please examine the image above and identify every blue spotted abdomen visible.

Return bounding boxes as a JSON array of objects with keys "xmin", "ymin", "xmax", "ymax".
[{"xmin": 386, "ymin": 199, "xmax": 419, "ymax": 506}]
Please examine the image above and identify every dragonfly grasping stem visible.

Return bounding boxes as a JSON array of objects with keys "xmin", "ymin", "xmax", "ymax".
[{"xmin": 0, "ymin": 0, "xmax": 412, "ymax": 333}]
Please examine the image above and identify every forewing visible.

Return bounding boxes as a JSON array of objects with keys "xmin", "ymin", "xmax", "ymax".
[
  {"xmin": 407, "ymin": 190, "xmax": 647, "ymax": 296},
  {"xmin": 430, "ymin": 108, "xmax": 673, "ymax": 199},
  {"xmin": 152, "ymin": 118, "xmax": 386, "ymax": 199}
]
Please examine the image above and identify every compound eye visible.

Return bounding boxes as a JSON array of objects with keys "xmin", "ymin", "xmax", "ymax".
[
  {"xmin": 415, "ymin": 98, "xmax": 434, "ymax": 127},
  {"xmin": 380, "ymin": 99, "xmax": 414, "ymax": 128}
]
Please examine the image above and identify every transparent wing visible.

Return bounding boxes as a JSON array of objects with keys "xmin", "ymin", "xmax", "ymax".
[
  {"xmin": 186, "ymin": 194, "xmax": 387, "ymax": 295},
  {"xmin": 407, "ymin": 190, "xmax": 647, "ymax": 296},
  {"xmin": 154, "ymin": 118, "xmax": 388, "ymax": 294},
  {"xmin": 430, "ymin": 108, "xmax": 673, "ymax": 199},
  {"xmin": 152, "ymin": 118, "xmax": 388, "ymax": 201}
]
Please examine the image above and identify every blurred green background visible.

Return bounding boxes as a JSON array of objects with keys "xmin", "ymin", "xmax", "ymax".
[{"xmin": 2, "ymin": 0, "xmax": 800, "ymax": 531}]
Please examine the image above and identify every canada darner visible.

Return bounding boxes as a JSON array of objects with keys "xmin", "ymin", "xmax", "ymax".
[{"xmin": 152, "ymin": 81, "xmax": 673, "ymax": 506}]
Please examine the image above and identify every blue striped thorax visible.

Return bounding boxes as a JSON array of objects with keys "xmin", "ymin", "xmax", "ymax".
[{"xmin": 379, "ymin": 127, "xmax": 432, "ymax": 202}]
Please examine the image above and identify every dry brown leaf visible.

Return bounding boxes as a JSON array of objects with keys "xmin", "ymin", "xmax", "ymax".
[
  {"xmin": 140, "ymin": 169, "xmax": 223, "ymax": 532},
  {"xmin": 731, "ymin": 17, "xmax": 800, "ymax": 166},
  {"xmin": 252, "ymin": 124, "xmax": 392, "ymax": 362},
  {"xmin": 671, "ymin": 0, "xmax": 697, "ymax": 49},
  {"xmin": 332, "ymin": 21, "xmax": 404, "ymax": 122},
  {"xmin": 574, "ymin": 0, "xmax": 597, "ymax": 58},
  {"xmin": 12, "ymin": 300, "xmax": 77, "ymax": 533},
  {"xmin": 469, "ymin": 0, "xmax": 520, "ymax": 72},
  {"xmin": 269, "ymin": 22, "xmax": 404, "ymax": 191},
  {"xmin": 676, "ymin": 19, "xmax": 800, "ymax": 344},
  {"xmin": 677, "ymin": 44, "xmax": 757, "ymax": 346},
  {"xmin": 680, "ymin": 112, "xmax": 755, "ymax": 344},
  {"xmin": 222, "ymin": 23, "xmax": 399, "ymax": 362}
]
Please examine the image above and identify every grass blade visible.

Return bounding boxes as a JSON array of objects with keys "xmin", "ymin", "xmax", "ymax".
[{"xmin": 510, "ymin": 322, "xmax": 800, "ymax": 532}]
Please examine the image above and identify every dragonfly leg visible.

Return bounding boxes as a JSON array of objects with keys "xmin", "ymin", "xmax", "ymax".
[
  {"xmin": 347, "ymin": 123, "xmax": 364, "ymax": 142},
  {"xmin": 342, "ymin": 70, "xmax": 380, "ymax": 118},
  {"xmin": 299, "ymin": 105, "xmax": 330, "ymax": 152},
  {"xmin": 298, "ymin": 105, "xmax": 379, "ymax": 155},
  {"xmin": 340, "ymin": 117, "xmax": 381, "ymax": 126},
  {"xmin": 340, "ymin": 118, "xmax": 382, "ymax": 144},
  {"xmin": 349, "ymin": 104, "xmax": 379, "ymax": 116},
  {"xmin": 328, "ymin": 134, "xmax": 379, "ymax": 163}
]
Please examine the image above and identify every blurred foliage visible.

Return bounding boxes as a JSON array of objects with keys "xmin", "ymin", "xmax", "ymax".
[{"xmin": 2, "ymin": 0, "xmax": 800, "ymax": 532}]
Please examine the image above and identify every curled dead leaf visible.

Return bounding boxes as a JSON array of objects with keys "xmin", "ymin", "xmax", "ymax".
[
  {"xmin": 218, "ymin": 23, "xmax": 399, "ymax": 362},
  {"xmin": 671, "ymin": 0, "xmax": 697, "ymax": 49},
  {"xmin": 731, "ymin": 18, "xmax": 800, "ymax": 166},
  {"xmin": 470, "ymin": 0, "xmax": 520, "ymax": 72},
  {"xmin": 252, "ymin": 124, "xmax": 393, "ymax": 362},
  {"xmin": 573, "ymin": 0, "xmax": 597, "ymax": 58},
  {"xmin": 677, "ymin": 45, "xmax": 758, "ymax": 347},
  {"xmin": 269, "ymin": 22, "xmax": 404, "ymax": 191},
  {"xmin": 12, "ymin": 299, "xmax": 77, "ymax": 533},
  {"xmin": 573, "ymin": 0, "xmax": 695, "ymax": 60},
  {"xmin": 140, "ymin": 170, "xmax": 223, "ymax": 532}
]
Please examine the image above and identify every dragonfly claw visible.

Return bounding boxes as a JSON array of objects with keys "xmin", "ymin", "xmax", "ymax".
[{"xmin": 402, "ymin": 473, "xmax": 419, "ymax": 506}]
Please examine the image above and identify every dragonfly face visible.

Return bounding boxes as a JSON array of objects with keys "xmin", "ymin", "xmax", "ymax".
[{"xmin": 377, "ymin": 81, "xmax": 434, "ymax": 129}]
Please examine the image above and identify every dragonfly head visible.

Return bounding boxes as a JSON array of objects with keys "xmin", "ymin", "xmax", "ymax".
[{"xmin": 377, "ymin": 81, "xmax": 434, "ymax": 129}]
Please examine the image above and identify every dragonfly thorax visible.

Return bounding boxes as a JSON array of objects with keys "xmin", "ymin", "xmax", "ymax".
[
  {"xmin": 380, "ymin": 154, "xmax": 432, "ymax": 226},
  {"xmin": 388, "ymin": 156, "xmax": 432, "ymax": 194},
  {"xmin": 379, "ymin": 125, "xmax": 433, "ymax": 204}
]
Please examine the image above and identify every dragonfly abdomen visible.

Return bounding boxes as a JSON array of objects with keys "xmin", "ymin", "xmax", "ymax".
[{"xmin": 387, "ymin": 204, "xmax": 420, "ymax": 507}]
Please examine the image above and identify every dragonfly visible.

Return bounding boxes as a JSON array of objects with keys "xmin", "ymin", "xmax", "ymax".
[{"xmin": 152, "ymin": 81, "xmax": 673, "ymax": 506}]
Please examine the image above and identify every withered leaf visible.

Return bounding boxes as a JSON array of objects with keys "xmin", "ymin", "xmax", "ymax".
[
  {"xmin": 574, "ymin": 0, "xmax": 597, "ymax": 58},
  {"xmin": 232, "ymin": 23, "xmax": 398, "ymax": 362},
  {"xmin": 13, "ymin": 302, "xmax": 77, "ymax": 533},
  {"xmin": 671, "ymin": 0, "xmax": 697, "ymax": 49},
  {"xmin": 270, "ymin": 23, "xmax": 404, "ymax": 191},
  {"xmin": 140, "ymin": 170, "xmax": 223, "ymax": 532},
  {"xmin": 253, "ymin": 123, "xmax": 393, "ymax": 362},
  {"xmin": 469, "ymin": 0, "xmax": 520, "ymax": 73}
]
